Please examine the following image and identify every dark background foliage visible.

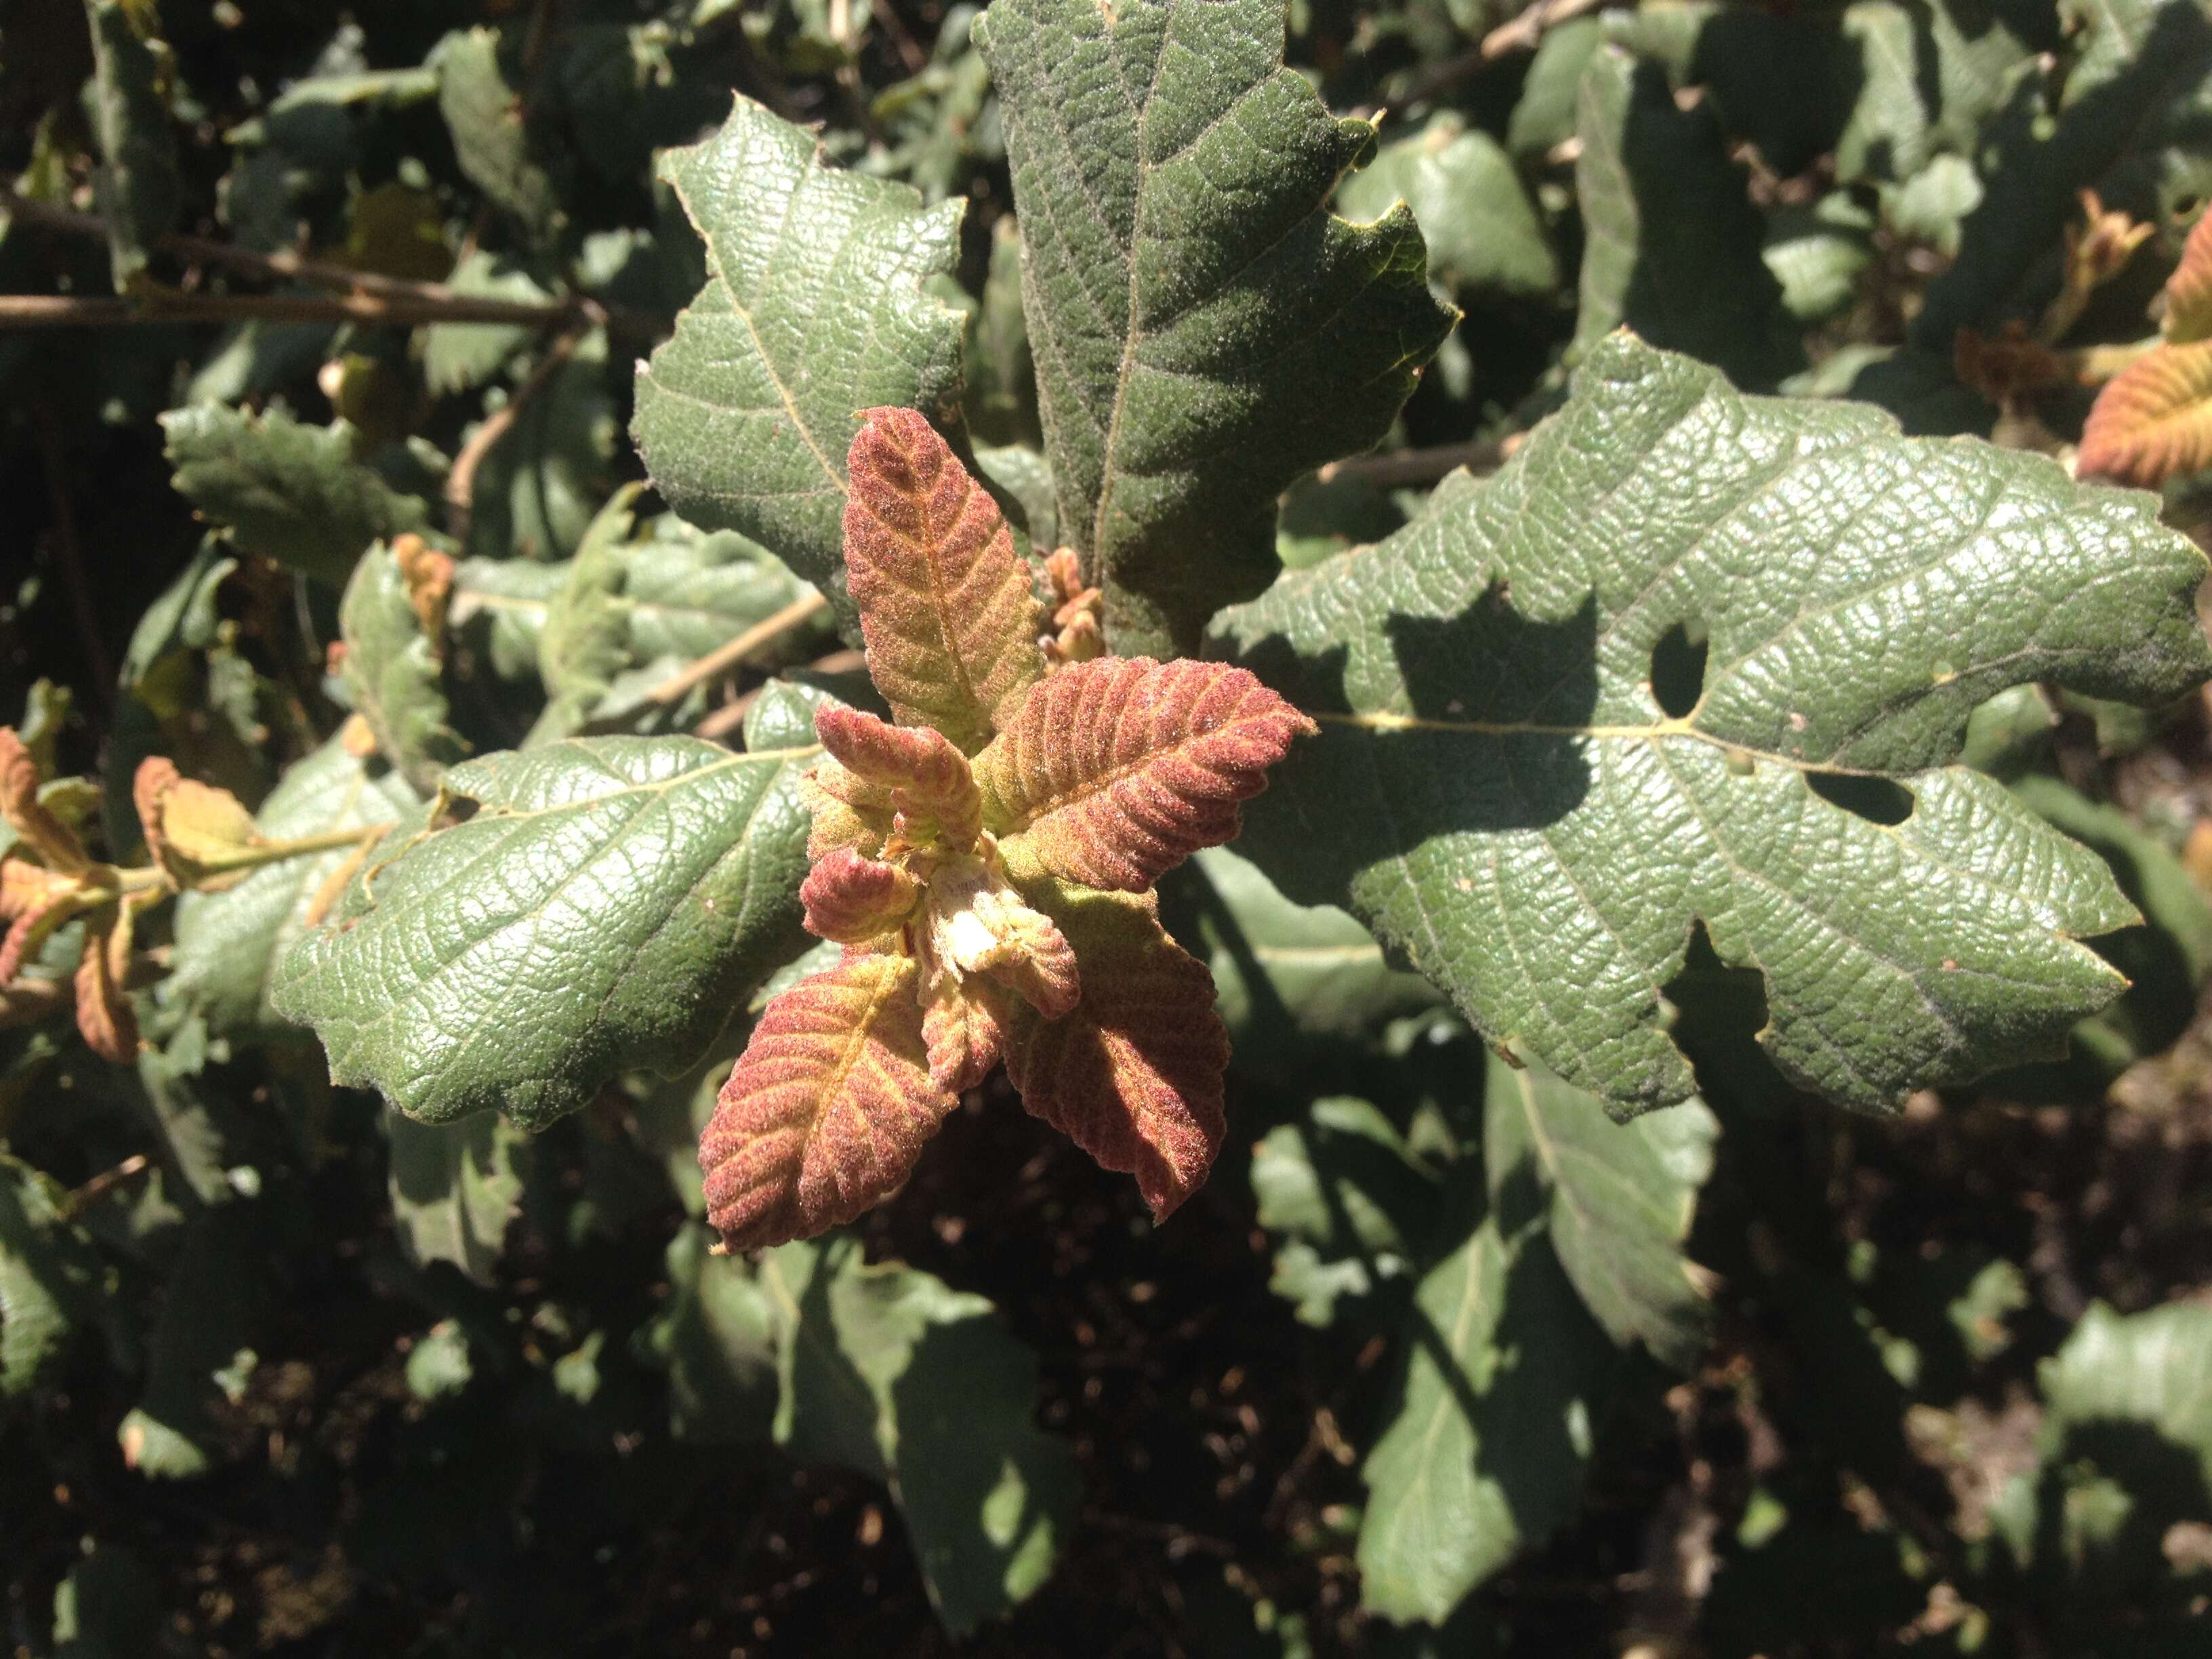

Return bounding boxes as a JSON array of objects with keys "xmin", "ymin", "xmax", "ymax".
[{"xmin": 6, "ymin": 2, "xmax": 2212, "ymax": 1656}]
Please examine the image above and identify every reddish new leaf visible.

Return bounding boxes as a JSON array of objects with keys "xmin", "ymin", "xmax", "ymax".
[
  {"xmin": 1004, "ymin": 881, "xmax": 1229, "ymax": 1221},
  {"xmin": 921, "ymin": 975, "xmax": 1015, "ymax": 1092},
  {"xmin": 0, "ymin": 727, "xmax": 89, "ymax": 874},
  {"xmin": 800, "ymin": 847, "xmax": 921, "ymax": 944},
  {"xmin": 977, "ymin": 657, "xmax": 1317, "ymax": 891},
  {"xmin": 2167, "ymin": 208, "xmax": 2212, "ymax": 344},
  {"xmin": 814, "ymin": 704, "xmax": 982, "ymax": 850},
  {"xmin": 73, "ymin": 903, "xmax": 139, "ymax": 1064},
  {"xmin": 843, "ymin": 407, "xmax": 1045, "ymax": 752},
  {"xmin": 2078, "ymin": 340, "xmax": 2212, "ymax": 487},
  {"xmin": 699, "ymin": 953, "xmax": 958, "ymax": 1251}
]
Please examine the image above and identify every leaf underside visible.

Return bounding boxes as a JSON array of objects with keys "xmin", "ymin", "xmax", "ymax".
[
  {"xmin": 975, "ymin": 0, "xmax": 1456, "ymax": 655},
  {"xmin": 1215, "ymin": 331, "xmax": 2212, "ymax": 1116}
]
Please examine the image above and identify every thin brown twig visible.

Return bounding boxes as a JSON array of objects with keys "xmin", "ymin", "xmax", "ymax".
[
  {"xmin": 696, "ymin": 647, "xmax": 866, "ymax": 742},
  {"xmin": 1317, "ymin": 434, "xmax": 1515, "ymax": 489},
  {"xmin": 445, "ymin": 327, "xmax": 586, "ymax": 537},
  {"xmin": 579, "ymin": 592, "xmax": 833, "ymax": 736},
  {"xmin": 0, "ymin": 188, "xmax": 648, "ymax": 335},
  {"xmin": 58, "ymin": 1153, "xmax": 150, "ymax": 1223},
  {"xmin": 1399, "ymin": 0, "xmax": 1614, "ymax": 106},
  {"xmin": 0, "ymin": 289, "xmax": 595, "ymax": 330}
]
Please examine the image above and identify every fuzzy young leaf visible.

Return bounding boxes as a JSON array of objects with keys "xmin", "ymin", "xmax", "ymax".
[
  {"xmin": 973, "ymin": 0, "xmax": 1456, "ymax": 655},
  {"xmin": 1483, "ymin": 1053, "xmax": 1715, "ymax": 1369},
  {"xmin": 700, "ymin": 953, "xmax": 956, "ymax": 1252},
  {"xmin": 977, "ymin": 656, "xmax": 1316, "ymax": 892},
  {"xmin": 633, "ymin": 98, "xmax": 966, "ymax": 613},
  {"xmin": 1004, "ymin": 881, "xmax": 1228, "ymax": 1220},
  {"xmin": 85, "ymin": 0, "xmax": 180, "ymax": 291},
  {"xmin": 274, "ymin": 697, "xmax": 819, "ymax": 1130},
  {"xmin": 1216, "ymin": 333, "xmax": 2212, "ymax": 1116},
  {"xmin": 842, "ymin": 407, "xmax": 1044, "ymax": 753},
  {"xmin": 2078, "ymin": 340, "xmax": 2212, "ymax": 487},
  {"xmin": 161, "ymin": 405, "xmax": 430, "ymax": 586}
]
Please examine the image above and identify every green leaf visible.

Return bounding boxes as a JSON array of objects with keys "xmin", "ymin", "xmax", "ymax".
[
  {"xmin": 761, "ymin": 1233, "xmax": 1081, "ymax": 1634},
  {"xmin": 169, "ymin": 735, "xmax": 418, "ymax": 1037},
  {"xmin": 974, "ymin": 0, "xmax": 1456, "ymax": 655},
  {"xmin": 117, "ymin": 1211, "xmax": 260, "ymax": 1480},
  {"xmin": 1507, "ymin": 15, "xmax": 1603, "ymax": 160},
  {"xmin": 1250, "ymin": 1096, "xmax": 1437, "ymax": 1324},
  {"xmin": 462, "ymin": 333, "xmax": 619, "ymax": 563},
  {"xmin": 1214, "ymin": 333, "xmax": 2211, "ymax": 1118},
  {"xmin": 341, "ymin": 540, "xmax": 470, "ymax": 792},
  {"xmin": 1482, "ymin": 1052, "xmax": 1714, "ymax": 1369},
  {"xmin": 450, "ymin": 553, "xmax": 570, "ymax": 682},
  {"xmin": 84, "ymin": 0, "xmax": 180, "ymax": 290},
  {"xmin": 432, "ymin": 27, "xmax": 562, "ymax": 241},
  {"xmin": 1336, "ymin": 115, "xmax": 1557, "ymax": 298},
  {"xmin": 423, "ymin": 251, "xmax": 550, "ymax": 396},
  {"xmin": 636, "ymin": 1223, "xmax": 779, "ymax": 1442},
  {"xmin": 966, "ymin": 218, "xmax": 1042, "ymax": 449},
  {"xmin": 0, "ymin": 1155, "xmax": 106, "ymax": 1399},
  {"xmin": 386, "ymin": 1111, "xmax": 529, "ymax": 1286},
  {"xmin": 1357, "ymin": 1205, "xmax": 1614, "ymax": 1620},
  {"xmin": 161, "ymin": 404, "xmax": 431, "ymax": 585},
  {"xmin": 1574, "ymin": 47, "xmax": 1801, "ymax": 388},
  {"xmin": 272, "ymin": 691, "xmax": 820, "ymax": 1130},
  {"xmin": 632, "ymin": 96, "xmax": 966, "ymax": 618},
  {"xmin": 534, "ymin": 487, "xmax": 819, "ymax": 737},
  {"xmin": 2034, "ymin": 1300, "xmax": 2212, "ymax": 1487},
  {"xmin": 1184, "ymin": 846, "xmax": 1442, "ymax": 1047}
]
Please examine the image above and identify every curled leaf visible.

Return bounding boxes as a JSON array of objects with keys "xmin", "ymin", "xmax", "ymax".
[
  {"xmin": 978, "ymin": 657, "xmax": 1317, "ymax": 891},
  {"xmin": 134, "ymin": 757, "xmax": 265, "ymax": 893},
  {"xmin": 813, "ymin": 704, "xmax": 982, "ymax": 850},
  {"xmin": 919, "ymin": 853, "xmax": 1080, "ymax": 1019},
  {"xmin": 393, "ymin": 532, "xmax": 456, "ymax": 647},
  {"xmin": 800, "ymin": 848, "xmax": 921, "ymax": 945},
  {"xmin": 700, "ymin": 953, "xmax": 958, "ymax": 1251},
  {"xmin": 71, "ymin": 901, "xmax": 144, "ymax": 1064},
  {"xmin": 2077, "ymin": 339, "xmax": 2212, "ymax": 487},
  {"xmin": 843, "ymin": 408, "xmax": 1044, "ymax": 753},
  {"xmin": 1004, "ymin": 882, "xmax": 1229, "ymax": 1221},
  {"xmin": 0, "ymin": 729, "xmax": 89, "ymax": 874}
]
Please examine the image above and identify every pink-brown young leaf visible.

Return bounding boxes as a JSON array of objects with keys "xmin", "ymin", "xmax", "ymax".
[
  {"xmin": 844, "ymin": 407, "xmax": 1045, "ymax": 753},
  {"xmin": 921, "ymin": 976, "xmax": 1016, "ymax": 1092},
  {"xmin": 814, "ymin": 704, "xmax": 982, "ymax": 850},
  {"xmin": 2077, "ymin": 339, "xmax": 2212, "ymax": 487},
  {"xmin": 0, "ymin": 728, "xmax": 89, "ymax": 874},
  {"xmin": 699, "ymin": 954, "xmax": 956, "ymax": 1251},
  {"xmin": 977, "ymin": 657, "xmax": 1318, "ymax": 892},
  {"xmin": 801, "ymin": 847, "xmax": 921, "ymax": 944},
  {"xmin": 1004, "ymin": 881, "xmax": 1229, "ymax": 1221},
  {"xmin": 2168, "ymin": 208, "xmax": 2212, "ymax": 344}
]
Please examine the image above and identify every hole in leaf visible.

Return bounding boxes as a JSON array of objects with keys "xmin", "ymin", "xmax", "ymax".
[
  {"xmin": 1650, "ymin": 621, "xmax": 1707, "ymax": 719},
  {"xmin": 1807, "ymin": 771, "xmax": 1914, "ymax": 825}
]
